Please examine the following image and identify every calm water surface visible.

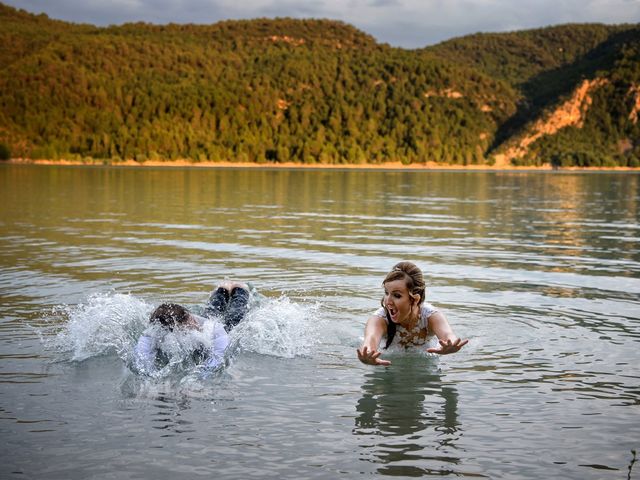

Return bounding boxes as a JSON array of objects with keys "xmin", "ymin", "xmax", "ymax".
[{"xmin": 1, "ymin": 165, "xmax": 639, "ymax": 479}]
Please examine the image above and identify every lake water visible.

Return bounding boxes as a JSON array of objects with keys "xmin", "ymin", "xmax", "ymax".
[{"xmin": 1, "ymin": 164, "xmax": 639, "ymax": 479}]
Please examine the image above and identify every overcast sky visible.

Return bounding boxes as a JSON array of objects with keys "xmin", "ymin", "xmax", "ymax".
[{"xmin": 5, "ymin": 0, "xmax": 640, "ymax": 48}]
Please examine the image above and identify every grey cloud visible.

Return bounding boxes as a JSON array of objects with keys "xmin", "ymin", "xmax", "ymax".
[
  {"xmin": 367, "ymin": 0, "xmax": 402, "ymax": 7},
  {"xmin": 4, "ymin": 0, "xmax": 639, "ymax": 47},
  {"xmin": 253, "ymin": 0, "xmax": 330, "ymax": 18}
]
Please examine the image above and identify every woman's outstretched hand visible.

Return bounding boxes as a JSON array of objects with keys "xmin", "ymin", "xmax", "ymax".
[
  {"xmin": 426, "ymin": 337, "xmax": 468, "ymax": 355},
  {"xmin": 357, "ymin": 346, "xmax": 391, "ymax": 366}
]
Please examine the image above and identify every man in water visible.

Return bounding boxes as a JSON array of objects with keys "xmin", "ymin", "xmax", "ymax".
[{"xmin": 133, "ymin": 281, "xmax": 250, "ymax": 374}]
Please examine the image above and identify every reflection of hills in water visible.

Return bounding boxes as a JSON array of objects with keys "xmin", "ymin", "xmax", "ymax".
[
  {"xmin": 43, "ymin": 291, "xmax": 321, "ymax": 379},
  {"xmin": 354, "ymin": 356, "xmax": 461, "ymax": 475},
  {"xmin": 7, "ymin": 167, "xmax": 638, "ymax": 296}
]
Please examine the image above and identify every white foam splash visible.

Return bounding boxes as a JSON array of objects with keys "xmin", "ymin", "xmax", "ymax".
[
  {"xmin": 48, "ymin": 292, "xmax": 151, "ymax": 362},
  {"xmin": 44, "ymin": 292, "xmax": 321, "ymax": 378},
  {"xmin": 229, "ymin": 295, "xmax": 321, "ymax": 358}
]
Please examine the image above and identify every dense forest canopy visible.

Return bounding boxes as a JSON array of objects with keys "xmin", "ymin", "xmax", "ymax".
[{"xmin": 1, "ymin": 3, "xmax": 639, "ymax": 167}]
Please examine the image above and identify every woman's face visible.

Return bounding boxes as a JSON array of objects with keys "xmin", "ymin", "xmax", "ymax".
[{"xmin": 383, "ymin": 279, "xmax": 416, "ymax": 325}]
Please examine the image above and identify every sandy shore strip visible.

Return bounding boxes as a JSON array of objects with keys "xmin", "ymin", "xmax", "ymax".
[{"xmin": 5, "ymin": 158, "xmax": 640, "ymax": 171}]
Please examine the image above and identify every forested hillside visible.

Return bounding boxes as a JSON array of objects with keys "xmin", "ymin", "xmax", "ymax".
[
  {"xmin": 430, "ymin": 25, "xmax": 640, "ymax": 166},
  {"xmin": 1, "ymin": 3, "xmax": 638, "ymax": 167}
]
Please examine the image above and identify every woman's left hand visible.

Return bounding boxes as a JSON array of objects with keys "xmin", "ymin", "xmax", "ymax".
[{"xmin": 427, "ymin": 337, "xmax": 468, "ymax": 355}]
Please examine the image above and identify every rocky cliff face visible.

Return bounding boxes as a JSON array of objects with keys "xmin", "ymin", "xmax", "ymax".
[
  {"xmin": 628, "ymin": 84, "xmax": 640, "ymax": 124},
  {"xmin": 493, "ymin": 78, "xmax": 609, "ymax": 165}
]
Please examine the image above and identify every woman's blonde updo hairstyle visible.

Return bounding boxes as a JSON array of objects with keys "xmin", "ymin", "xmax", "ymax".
[{"xmin": 381, "ymin": 261, "xmax": 426, "ymax": 307}]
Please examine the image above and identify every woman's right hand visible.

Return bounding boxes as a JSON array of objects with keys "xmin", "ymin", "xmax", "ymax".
[{"xmin": 357, "ymin": 345, "xmax": 391, "ymax": 366}]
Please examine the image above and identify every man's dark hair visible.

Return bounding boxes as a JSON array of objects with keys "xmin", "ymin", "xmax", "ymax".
[{"xmin": 149, "ymin": 303, "xmax": 190, "ymax": 331}]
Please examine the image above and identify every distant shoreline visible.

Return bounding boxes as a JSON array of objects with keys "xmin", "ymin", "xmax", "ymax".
[{"xmin": 5, "ymin": 158, "xmax": 640, "ymax": 172}]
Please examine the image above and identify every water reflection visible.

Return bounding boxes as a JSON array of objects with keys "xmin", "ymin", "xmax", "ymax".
[
  {"xmin": 150, "ymin": 394, "xmax": 195, "ymax": 435},
  {"xmin": 354, "ymin": 356, "xmax": 465, "ymax": 476}
]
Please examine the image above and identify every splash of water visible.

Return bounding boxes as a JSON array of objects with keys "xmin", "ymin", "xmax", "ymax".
[
  {"xmin": 46, "ymin": 292, "xmax": 151, "ymax": 362},
  {"xmin": 230, "ymin": 295, "xmax": 321, "ymax": 358},
  {"xmin": 44, "ymin": 292, "xmax": 321, "ymax": 379}
]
